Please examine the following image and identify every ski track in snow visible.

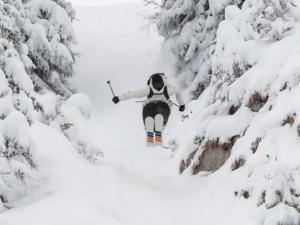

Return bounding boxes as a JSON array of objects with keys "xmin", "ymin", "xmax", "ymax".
[{"xmin": 0, "ymin": 4, "xmax": 256, "ymax": 225}]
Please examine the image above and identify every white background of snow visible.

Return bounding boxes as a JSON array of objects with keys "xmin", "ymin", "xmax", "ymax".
[{"xmin": 0, "ymin": 2, "xmax": 299, "ymax": 225}]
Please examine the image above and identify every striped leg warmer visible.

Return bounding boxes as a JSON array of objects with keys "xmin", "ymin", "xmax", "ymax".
[
  {"xmin": 155, "ymin": 131, "xmax": 163, "ymax": 146},
  {"xmin": 147, "ymin": 132, "xmax": 154, "ymax": 147}
]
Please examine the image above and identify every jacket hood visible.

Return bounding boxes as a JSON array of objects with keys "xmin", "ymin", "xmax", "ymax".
[{"xmin": 148, "ymin": 73, "xmax": 167, "ymax": 91}]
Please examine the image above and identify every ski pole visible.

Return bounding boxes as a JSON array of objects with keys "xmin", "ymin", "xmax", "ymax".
[
  {"xmin": 171, "ymin": 101, "xmax": 180, "ymax": 108},
  {"xmin": 107, "ymin": 80, "xmax": 116, "ymax": 97}
]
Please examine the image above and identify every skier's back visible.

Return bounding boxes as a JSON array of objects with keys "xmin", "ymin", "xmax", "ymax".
[{"xmin": 112, "ymin": 73, "xmax": 185, "ymax": 147}]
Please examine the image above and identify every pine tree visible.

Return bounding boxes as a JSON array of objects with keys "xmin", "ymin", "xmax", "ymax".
[
  {"xmin": 23, "ymin": 0, "xmax": 78, "ymax": 97},
  {"xmin": 0, "ymin": 0, "xmax": 38, "ymax": 209},
  {"xmin": 244, "ymin": 0, "xmax": 297, "ymax": 41},
  {"xmin": 153, "ymin": 0, "xmax": 298, "ymax": 99},
  {"xmin": 0, "ymin": 0, "xmax": 99, "ymax": 210},
  {"xmin": 210, "ymin": 0, "xmax": 298, "ymax": 102},
  {"xmin": 154, "ymin": 0, "xmax": 243, "ymax": 99}
]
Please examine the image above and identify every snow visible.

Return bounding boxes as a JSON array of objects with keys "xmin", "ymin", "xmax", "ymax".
[
  {"xmin": 25, "ymin": 0, "xmax": 75, "ymax": 41},
  {"xmin": 167, "ymin": 1, "xmax": 300, "ymax": 223},
  {"xmin": 263, "ymin": 203, "xmax": 300, "ymax": 225},
  {"xmin": 0, "ymin": 70, "xmax": 9, "ymax": 96},
  {"xmin": 0, "ymin": 96, "xmax": 14, "ymax": 119},
  {"xmin": 3, "ymin": 53, "xmax": 34, "ymax": 92},
  {"xmin": 2, "ymin": 111, "xmax": 31, "ymax": 149},
  {"xmin": 0, "ymin": 3, "xmax": 243, "ymax": 224},
  {"xmin": 209, "ymin": 0, "xmax": 231, "ymax": 15},
  {"xmin": 66, "ymin": 93, "xmax": 92, "ymax": 118},
  {"xmin": 0, "ymin": 121, "xmax": 255, "ymax": 225},
  {"xmin": 71, "ymin": 3, "xmax": 163, "ymax": 112},
  {"xmin": 0, "ymin": 1, "xmax": 300, "ymax": 225},
  {"xmin": 32, "ymin": 91, "xmax": 58, "ymax": 120},
  {"xmin": 69, "ymin": 0, "xmax": 141, "ymax": 7},
  {"xmin": 23, "ymin": 21, "xmax": 54, "ymax": 62},
  {"xmin": 0, "ymin": 4, "xmax": 245, "ymax": 225}
]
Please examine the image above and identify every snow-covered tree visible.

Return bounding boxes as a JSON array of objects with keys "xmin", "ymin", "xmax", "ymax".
[
  {"xmin": 0, "ymin": 0, "xmax": 100, "ymax": 210},
  {"xmin": 0, "ymin": 111, "xmax": 37, "ymax": 210},
  {"xmin": 51, "ymin": 93, "xmax": 103, "ymax": 163},
  {"xmin": 158, "ymin": 0, "xmax": 300, "ymax": 223},
  {"xmin": 153, "ymin": 0, "xmax": 298, "ymax": 99},
  {"xmin": 244, "ymin": 0, "xmax": 298, "ymax": 41},
  {"xmin": 154, "ymin": 0, "xmax": 245, "ymax": 99},
  {"xmin": 0, "ymin": 2, "xmax": 37, "ymax": 209},
  {"xmin": 23, "ymin": 0, "xmax": 78, "ymax": 97}
]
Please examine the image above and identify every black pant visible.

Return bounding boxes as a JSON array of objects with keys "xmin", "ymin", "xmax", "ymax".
[{"xmin": 143, "ymin": 101, "xmax": 171, "ymax": 126}]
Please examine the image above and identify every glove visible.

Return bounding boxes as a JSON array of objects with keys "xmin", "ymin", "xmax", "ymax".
[
  {"xmin": 112, "ymin": 96, "xmax": 120, "ymax": 104},
  {"xmin": 179, "ymin": 105, "xmax": 185, "ymax": 112}
]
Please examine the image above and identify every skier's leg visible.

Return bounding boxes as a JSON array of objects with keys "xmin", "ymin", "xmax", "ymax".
[
  {"xmin": 156, "ymin": 101, "xmax": 171, "ymax": 127},
  {"xmin": 145, "ymin": 117, "xmax": 155, "ymax": 146},
  {"xmin": 143, "ymin": 103, "xmax": 156, "ymax": 147},
  {"xmin": 154, "ymin": 114, "xmax": 164, "ymax": 146}
]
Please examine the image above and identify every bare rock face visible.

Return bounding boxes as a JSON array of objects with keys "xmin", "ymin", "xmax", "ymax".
[
  {"xmin": 192, "ymin": 139, "xmax": 234, "ymax": 174},
  {"xmin": 251, "ymin": 137, "xmax": 262, "ymax": 154},
  {"xmin": 229, "ymin": 104, "xmax": 241, "ymax": 115},
  {"xmin": 282, "ymin": 113, "xmax": 296, "ymax": 126},
  {"xmin": 247, "ymin": 92, "xmax": 269, "ymax": 112},
  {"xmin": 179, "ymin": 150, "xmax": 197, "ymax": 174},
  {"xmin": 231, "ymin": 157, "xmax": 246, "ymax": 171},
  {"xmin": 180, "ymin": 136, "xmax": 239, "ymax": 175}
]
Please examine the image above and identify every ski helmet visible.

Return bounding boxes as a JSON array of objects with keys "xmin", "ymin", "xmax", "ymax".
[{"xmin": 148, "ymin": 73, "xmax": 165, "ymax": 91}]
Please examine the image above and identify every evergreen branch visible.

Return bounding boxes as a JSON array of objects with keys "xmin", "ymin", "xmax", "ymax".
[
  {"xmin": 144, "ymin": 0, "xmax": 162, "ymax": 8},
  {"xmin": 60, "ymin": 123, "xmax": 74, "ymax": 131}
]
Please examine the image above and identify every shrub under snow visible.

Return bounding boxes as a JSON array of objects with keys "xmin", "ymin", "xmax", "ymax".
[{"xmin": 51, "ymin": 93, "xmax": 103, "ymax": 163}]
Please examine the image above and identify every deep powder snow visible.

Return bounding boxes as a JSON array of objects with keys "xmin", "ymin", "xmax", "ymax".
[{"xmin": 0, "ymin": 3, "xmax": 296, "ymax": 225}]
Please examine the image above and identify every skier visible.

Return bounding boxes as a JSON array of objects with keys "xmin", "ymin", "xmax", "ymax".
[{"xmin": 112, "ymin": 73, "xmax": 185, "ymax": 147}]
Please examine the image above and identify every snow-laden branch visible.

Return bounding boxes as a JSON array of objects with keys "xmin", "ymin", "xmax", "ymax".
[{"xmin": 144, "ymin": 0, "xmax": 162, "ymax": 8}]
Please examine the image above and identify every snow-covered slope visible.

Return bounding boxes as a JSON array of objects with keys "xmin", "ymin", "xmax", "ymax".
[
  {"xmin": 164, "ymin": 1, "xmax": 300, "ymax": 224},
  {"xmin": 1, "ymin": 2, "xmax": 300, "ymax": 225},
  {"xmin": 0, "ymin": 3, "xmax": 252, "ymax": 225},
  {"xmin": 0, "ymin": 122, "xmax": 253, "ymax": 225}
]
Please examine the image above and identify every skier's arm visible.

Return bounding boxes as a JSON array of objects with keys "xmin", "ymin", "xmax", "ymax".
[
  {"xmin": 168, "ymin": 85, "xmax": 185, "ymax": 106},
  {"xmin": 118, "ymin": 87, "xmax": 150, "ymax": 101}
]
